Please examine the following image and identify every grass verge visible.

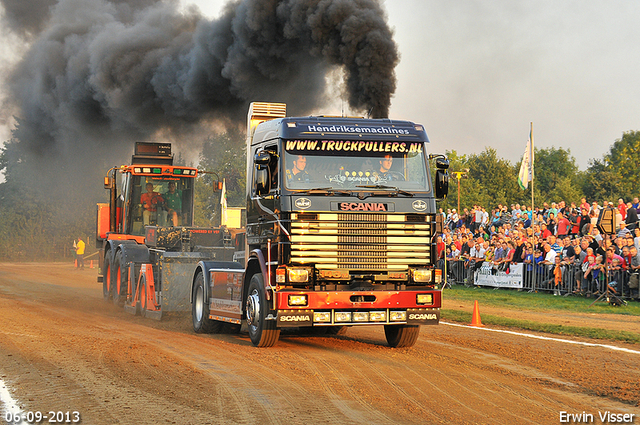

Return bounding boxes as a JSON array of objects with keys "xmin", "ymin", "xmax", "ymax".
[
  {"xmin": 441, "ymin": 309, "xmax": 640, "ymax": 345},
  {"xmin": 441, "ymin": 286, "xmax": 640, "ymax": 345}
]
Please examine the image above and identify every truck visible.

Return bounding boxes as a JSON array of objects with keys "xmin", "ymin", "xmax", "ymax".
[
  {"xmin": 96, "ymin": 142, "xmax": 236, "ymax": 320},
  {"xmin": 97, "ymin": 102, "xmax": 449, "ymax": 348},
  {"xmin": 191, "ymin": 102, "xmax": 449, "ymax": 347}
]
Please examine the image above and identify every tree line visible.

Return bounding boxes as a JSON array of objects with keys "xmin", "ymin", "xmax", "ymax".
[{"xmin": 0, "ymin": 129, "xmax": 637, "ymax": 261}]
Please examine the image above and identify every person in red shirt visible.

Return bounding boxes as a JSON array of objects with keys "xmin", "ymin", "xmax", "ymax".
[
  {"xmin": 540, "ymin": 223, "xmax": 552, "ymax": 240},
  {"xmin": 556, "ymin": 212, "xmax": 571, "ymax": 237},
  {"xmin": 580, "ymin": 197, "xmax": 590, "ymax": 212},
  {"xmin": 618, "ymin": 198, "xmax": 627, "ymax": 221},
  {"xmin": 141, "ymin": 182, "xmax": 164, "ymax": 225}
]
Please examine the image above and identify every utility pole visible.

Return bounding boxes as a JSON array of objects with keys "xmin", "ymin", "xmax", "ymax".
[{"xmin": 451, "ymin": 170, "xmax": 469, "ymax": 213}]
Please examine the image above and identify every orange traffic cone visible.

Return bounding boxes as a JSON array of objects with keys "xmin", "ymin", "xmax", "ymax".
[
  {"xmin": 74, "ymin": 259, "xmax": 77, "ymax": 268},
  {"xmin": 90, "ymin": 260, "xmax": 94, "ymax": 269},
  {"xmin": 471, "ymin": 300, "xmax": 484, "ymax": 327}
]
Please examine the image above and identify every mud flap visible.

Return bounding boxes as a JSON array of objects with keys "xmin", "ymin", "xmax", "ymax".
[
  {"xmin": 406, "ymin": 309, "xmax": 440, "ymax": 325},
  {"xmin": 159, "ymin": 252, "xmax": 215, "ymax": 314}
]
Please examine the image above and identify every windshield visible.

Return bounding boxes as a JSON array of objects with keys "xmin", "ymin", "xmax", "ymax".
[
  {"xmin": 283, "ymin": 139, "xmax": 430, "ymax": 191},
  {"xmin": 127, "ymin": 175, "xmax": 194, "ymax": 234}
]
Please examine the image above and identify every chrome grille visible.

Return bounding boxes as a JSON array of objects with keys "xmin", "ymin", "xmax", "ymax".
[{"xmin": 290, "ymin": 212, "xmax": 434, "ymax": 270}]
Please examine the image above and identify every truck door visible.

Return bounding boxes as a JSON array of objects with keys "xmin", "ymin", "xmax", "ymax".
[{"xmin": 249, "ymin": 144, "xmax": 279, "ymax": 248}]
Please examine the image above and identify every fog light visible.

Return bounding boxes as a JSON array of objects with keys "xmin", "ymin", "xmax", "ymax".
[
  {"xmin": 313, "ymin": 312, "xmax": 331, "ymax": 322},
  {"xmin": 335, "ymin": 312, "xmax": 352, "ymax": 322},
  {"xmin": 276, "ymin": 267, "xmax": 286, "ymax": 284},
  {"xmin": 288, "ymin": 268, "xmax": 309, "ymax": 283},
  {"xmin": 288, "ymin": 294, "xmax": 308, "ymax": 306},
  {"xmin": 390, "ymin": 311, "xmax": 407, "ymax": 321},
  {"xmin": 369, "ymin": 311, "xmax": 386, "ymax": 322},
  {"xmin": 413, "ymin": 269, "xmax": 432, "ymax": 283},
  {"xmin": 353, "ymin": 312, "xmax": 369, "ymax": 322},
  {"xmin": 417, "ymin": 294, "xmax": 433, "ymax": 305}
]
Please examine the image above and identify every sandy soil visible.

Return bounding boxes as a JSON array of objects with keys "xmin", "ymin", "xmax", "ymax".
[{"xmin": 0, "ymin": 262, "xmax": 639, "ymax": 425}]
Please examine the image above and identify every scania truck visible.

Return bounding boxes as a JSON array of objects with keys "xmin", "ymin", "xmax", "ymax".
[{"xmin": 190, "ymin": 102, "xmax": 449, "ymax": 347}]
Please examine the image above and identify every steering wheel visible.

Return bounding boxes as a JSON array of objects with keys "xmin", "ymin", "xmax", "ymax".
[{"xmin": 386, "ymin": 171, "xmax": 405, "ymax": 182}]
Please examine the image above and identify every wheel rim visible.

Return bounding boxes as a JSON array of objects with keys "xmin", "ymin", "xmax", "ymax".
[
  {"xmin": 195, "ymin": 285, "xmax": 204, "ymax": 322},
  {"xmin": 246, "ymin": 288, "xmax": 260, "ymax": 329}
]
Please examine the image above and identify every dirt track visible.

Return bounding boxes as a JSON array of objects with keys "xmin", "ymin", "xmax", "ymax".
[{"xmin": 1, "ymin": 263, "xmax": 639, "ymax": 425}]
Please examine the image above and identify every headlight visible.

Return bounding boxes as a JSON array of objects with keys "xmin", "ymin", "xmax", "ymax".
[
  {"xmin": 390, "ymin": 311, "xmax": 407, "ymax": 321},
  {"xmin": 369, "ymin": 311, "xmax": 386, "ymax": 322},
  {"xmin": 413, "ymin": 269, "xmax": 432, "ymax": 283},
  {"xmin": 314, "ymin": 312, "xmax": 331, "ymax": 322},
  {"xmin": 288, "ymin": 268, "xmax": 309, "ymax": 283},
  {"xmin": 288, "ymin": 294, "xmax": 308, "ymax": 306},
  {"xmin": 417, "ymin": 294, "xmax": 433, "ymax": 305},
  {"xmin": 353, "ymin": 312, "xmax": 369, "ymax": 322},
  {"xmin": 334, "ymin": 312, "xmax": 352, "ymax": 322}
]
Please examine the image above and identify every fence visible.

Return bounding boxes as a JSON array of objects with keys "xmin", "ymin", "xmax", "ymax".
[{"xmin": 441, "ymin": 259, "xmax": 639, "ymax": 301}]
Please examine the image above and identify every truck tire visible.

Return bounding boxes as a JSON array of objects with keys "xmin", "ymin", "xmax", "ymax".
[
  {"xmin": 112, "ymin": 251, "xmax": 126, "ymax": 306},
  {"xmin": 192, "ymin": 271, "xmax": 222, "ymax": 334},
  {"xmin": 103, "ymin": 254, "xmax": 112, "ymax": 301},
  {"xmin": 384, "ymin": 324, "xmax": 420, "ymax": 348},
  {"xmin": 246, "ymin": 273, "xmax": 280, "ymax": 347}
]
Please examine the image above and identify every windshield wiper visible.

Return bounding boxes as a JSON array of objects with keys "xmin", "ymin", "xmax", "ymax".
[
  {"xmin": 355, "ymin": 185, "xmax": 414, "ymax": 197},
  {"xmin": 297, "ymin": 187, "xmax": 353, "ymax": 196}
]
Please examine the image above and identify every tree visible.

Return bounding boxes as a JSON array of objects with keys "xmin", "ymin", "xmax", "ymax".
[
  {"xmin": 465, "ymin": 147, "xmax": 521, "ymax": 209},
  {"xmin": 582, "ymin": 158, "xmax": 621, "ymax": 203},
  {"xmin": 531, "ymin": 147, "xmax": 581, "ymax": 205},
  {"xmin": 603, "ymin": 130, "xmax": 640, "ymax": 200},
  {"xmin": 194, "ymin": 129, "xmax": 246, "ymax": 227}
]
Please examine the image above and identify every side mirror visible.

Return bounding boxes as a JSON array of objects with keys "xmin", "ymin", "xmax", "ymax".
[
  {"xmin": 435, "ymin": 157, "xmax": 449, "ymax": 170},
  {"xmin": 255, "ymin": 167, "xmax": 271, "ymax": 196},
  {"xmin": 435, "ymin": 169, "xmax": 448, "ymax": 199},
  {"xmin": 255, "ymin": 151, "xmax": 271, "ymax": 169}
]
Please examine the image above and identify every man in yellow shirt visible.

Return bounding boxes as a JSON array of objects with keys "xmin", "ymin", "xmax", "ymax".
[{"xmin": 76, "ymin": 238, "xmax": 85, "ymax": 269}]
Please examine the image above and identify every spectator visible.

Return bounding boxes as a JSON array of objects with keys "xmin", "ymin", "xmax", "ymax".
[
  {"xmin": 547, "ymin": 212, "xmax": 557, "ymax": 235},
  {"xmin": 580, "ymin": 197, "xmax": 590, "ymax": 212},
  {"xmin": 556, "ymin": 212, "xmax": 571, "ymax": 237},
  {"xmin": 548, "ymin": 235, "xmax": 562, "ymax": 255},
  {"xmin": 553, "ymin": 256, "xmax": 563, "ymax": 296},
  {"xmin": 618, "ymin": 198, "xmax": 627, "ymax": 221},
  {"xmin": 626, "ymin": 204, "xmax": 639, "ymax": 231}
]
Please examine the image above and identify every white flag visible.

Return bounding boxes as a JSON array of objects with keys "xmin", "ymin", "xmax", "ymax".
[
  {"xmin": 220, "ymin": 178, "xmax": 228, "ymax": 226},
  {"xmin": 518, "ymin": 125, "xmax": 534, "ymax": 190}
]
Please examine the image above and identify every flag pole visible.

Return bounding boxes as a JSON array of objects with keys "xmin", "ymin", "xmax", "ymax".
[{"xmin": 530, "ymin": 122, "xmax": 534, "ymax": 215}]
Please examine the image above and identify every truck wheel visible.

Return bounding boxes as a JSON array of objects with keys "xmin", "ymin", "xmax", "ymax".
[
  {"xmin": 192, "ymin": 271, "xmax": 222, "ymax": 334},
  {"xmin": 103, "ymin": 254, "xmax": 112, "ymax": 301},
  {"xmin": 246, "ymin": 273, "xmax": 280, "ymax": 347},
  {"xmin": 384, "ymin": 324, "xmax": 420, "ymax": 348},
  {"xmin": 112, "ymin": 251, "xmax": 126, "ymax": 306}
]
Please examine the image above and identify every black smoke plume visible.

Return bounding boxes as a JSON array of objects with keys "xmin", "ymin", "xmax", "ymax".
[{"xmin": 1, "ymin": 0, "xmax": 398, "ymax": 204}]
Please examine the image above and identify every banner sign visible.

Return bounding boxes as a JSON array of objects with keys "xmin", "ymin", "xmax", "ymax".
[
  {"xmin": 285, "ymin": 139, "xmax": 423, "ymax": 155},
  {"xmin": 475, "ymin": 263, "xmax": 523, "ymax": 289}
]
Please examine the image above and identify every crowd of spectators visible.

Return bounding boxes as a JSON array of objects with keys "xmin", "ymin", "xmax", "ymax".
[{"xmin": 436, "ymin": 197, "xmax": 640, "ymax": 299}]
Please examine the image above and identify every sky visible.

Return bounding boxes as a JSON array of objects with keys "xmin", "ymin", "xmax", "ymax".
[
  {"xmin": 180, "ymin": 0, "xmax": 640, "ymax": 170},
  {"xmin": 1, "ymin": 0, "xmax": 639, "ymax": 171}
]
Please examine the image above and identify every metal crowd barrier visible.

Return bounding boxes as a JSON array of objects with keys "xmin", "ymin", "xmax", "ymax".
[{"xmin": 442, "ymin": 259, "xmax": 639, "ymax": 301}]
